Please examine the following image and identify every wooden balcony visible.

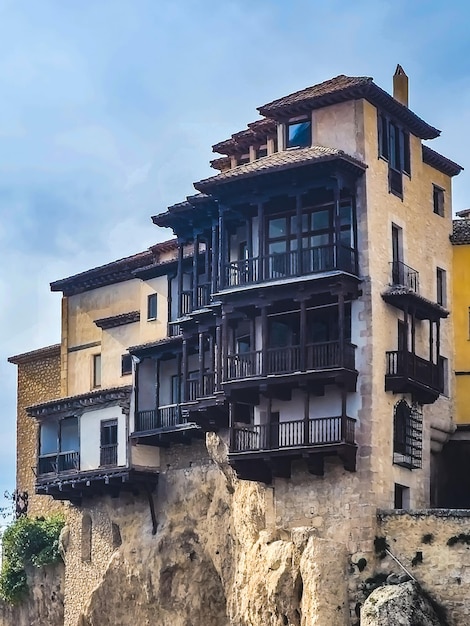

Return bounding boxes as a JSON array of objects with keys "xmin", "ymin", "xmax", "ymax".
[
  {"xmin": 133, "ymin": 404, "xmax": 201, "ymax": 445},
  {"xmin": 180, "ymin": 282, "xmax": 212, "ymax": 317},
  {"xmin": 38, "ymin": 451, "xmax": 80, "ymax": 476},
  {"xmin": 385, "ymin": 350, "xmax": 444, "ymax": 404},
  {"xmin": 186, "ymin": 372, "xmax": 216, "ymax": 402},
  {"xmin": 224, "ymin": 341, "xmax": 357, "ymax": 396},
  {"xmin": 229, "ymin": 416, "xmax": 357, "ymax": 483},
  {"xmin": 382, "ymin": 261, "xmax": 448, "ymax": 321},
  {"xmin": 223, "ymin": 243, "xmax": 358, "ymax": 290}
]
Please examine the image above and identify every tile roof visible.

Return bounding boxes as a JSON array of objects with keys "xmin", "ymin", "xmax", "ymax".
[
  {"xmin": 50, "ymin": 239, "xmax": 178, "ymax": 296},
  {"xmin": 27, "ymin": 385, "xmax": 132, "ymax": 418},
  {"xmin": 94, "ymin": 311, "xmax": 140, "ymax": 330},
  {"xmin": 258, "ymin": 74, "xmax": 440, "ymax": 140},
  {"xmin": 129, "ymin": 335, "xmax": 182, "ymax": 355},
  {"xmin": 194, "ymin": 146, "xmax": 366, "ymax": 193},
  {"xmin": 422, "ymin": 145, "xmax": 463, "ymax": 177},
  {"xmin": 8, "ymin": 344, "xmax": 61, "ymax": 365},
  {"xmin": 212, "ymin": 118, "xmax": 277, "ymax": 155},
  {"xmin": 451, "ymin": 218, "xmax": 470, "ymax": 245}
]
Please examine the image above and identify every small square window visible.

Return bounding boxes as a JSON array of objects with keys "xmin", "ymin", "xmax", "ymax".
[
  {"xmin": 433, "ymin": 185, "xmax": 445, "ymax": 216},
  {"xmin": 286, "ymin": 120, "xmax": 311, "ymax": 149},
  {"xmin": 436, "ymin": 267, "xmax": 446, "ymax": 306},
  {"xmin": 147, "ymin": 293, "xmax": 157, "ymax": 320},
  {"xmin": 121, "ymin": 354, "xmax": 132, "ymax": 376},
  {"xmin": 92, "ymin": 354, "xmax": 101, "ymax": 388}
]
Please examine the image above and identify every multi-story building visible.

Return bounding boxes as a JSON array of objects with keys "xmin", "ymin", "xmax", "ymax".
[
  {"xmin": 138, "ymin": 66, "xmax": 460, "ymax": 508},
  {"xmin": 11, "ymin": 241, "xmax": 188, "ymax": 507},
  {"xmin": 7, "ymin": 66, "xmax": 465, "ymax": 626}
]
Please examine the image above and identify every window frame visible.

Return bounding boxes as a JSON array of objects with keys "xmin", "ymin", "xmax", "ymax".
[
  {"xmin": 436, "ymin": 267, "xmax": 446, "ymax": 307},
  {"xmin": 100, "ymin": 419, "xmax": 118, "ymax": 467},
  {"xmin": 378, "ymin": 112, "xmax": 411, "ymax": 198},
  {"xmin": 92, "ymin": 353, "xmax": 101, "ymax": 388},
  {"xmin": 433, "ymin": 185, "xmax": 445, "ymax": 217},
  {"xmin": 393, "ymin": 400, "xmax": 423, "ymax": 470},
  {"xmin": 285, "ymin": 118, "xmax": 312, "ymax": 149},
  {"xmin": 147, "ymin": 293, "xmax": 157, "ymax": 321},
  {"xmin": 121, "ymin": 353, "xmax": 132, "ymax": 377}
]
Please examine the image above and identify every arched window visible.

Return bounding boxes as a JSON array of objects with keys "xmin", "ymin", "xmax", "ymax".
[
  {"xmin": 81, "ymin": 513, "xmax": 92, "ymax": 562},
  {"xmin": 393, "ymin": 400, "xmax": 422, "ymax": 469}
]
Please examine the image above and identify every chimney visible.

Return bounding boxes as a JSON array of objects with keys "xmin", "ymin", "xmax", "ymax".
[{"xmin": 393, "ymin": 64, "xmax": 409, "ymax": 107}]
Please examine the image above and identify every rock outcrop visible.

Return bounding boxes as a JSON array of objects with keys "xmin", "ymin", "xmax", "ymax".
[{"xmin": 361, "ymin": 581, "xmax": 446, "ymax": 626}]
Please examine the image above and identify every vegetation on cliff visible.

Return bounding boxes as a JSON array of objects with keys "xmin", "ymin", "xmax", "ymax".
[{"xmin": 0, "ymin": 515, "xmax": 64, "ymax": 604}]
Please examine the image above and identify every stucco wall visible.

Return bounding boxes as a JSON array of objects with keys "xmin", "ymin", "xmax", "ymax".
[{"xmin": 452, "ymin": 243, "xmax": 470, "ymax": 424}]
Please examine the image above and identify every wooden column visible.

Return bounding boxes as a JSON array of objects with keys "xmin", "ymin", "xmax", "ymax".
[
  {"xmin": 247, "ymin": 214, "xmax": 253, "ymax": 281},
  {"xmin": 198, "ymin": 330, "xmax": 204, "ymax": 397},
  {"xmin": 411, "ymin": 312, "xmax": 416, "ymax": 355},
  {"xmin": 338, "ymin": 289, "xmax": 345, "ymax": 368},
  {"xmin": 211, "ymin": 220, "xmax": 218, "ymax": 293},
  {"xmin": 300, "ymin": 298, "xmax": 307, "ymax": 371},
  {"xmin": 215, "ymin": 321, "xmax": 222, "ymax": 391},
  {"xmin": 192, "ymin": 233, "xmax": 200, "ymax": 309},
  {"xmin": 295, "ymin": 193, "xmax": 302, "ymax": 275},
  {"xmin": 182, "ymin": 340, "xmax": 188, "ymax": 403},
  {"xmin": 221, "ymin": 312, "xmax": 228, "ymax": 382},
  {"xmin": 177, "ymin": 242, "xmax": 184, "ymax": 317},
  {"xmin": 257, "ymin": 201, "xmax": 264, "ymax": 281},
  {"xmin": 155, "ymin": 358, "xmax": 160, "ymax": 411},
  {"xmin": 404, "ymin": 305, "xmax": 409, "ymax": 376},
  {"xmin": 303, "ymin": 388, "xmax": 310, "ymax": 445},
  {"xmin": 261, "ymin": 305, "xmax": 268, "ymax": 376},
  {"xmin": 209, "ymin": 332, "xmax": 215, "ymax": 395},
  {"xmin": 218, "ymin": 209, "xmax": 226, "ymax": 288},
  {"xmin": 341, "ymin": 387, "xmax": 347, "ymax": 442},
  {"xmin": 429, "ymin": 318, "xmax": 434, "ymax": 366},
  {"xmin": 333, "ymin": 178, "xmax": 341, "ymax": 268}
]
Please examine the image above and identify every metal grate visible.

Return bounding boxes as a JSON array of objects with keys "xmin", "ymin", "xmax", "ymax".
[{"xmin": 393, "ymin": 400, "xmax": 422, "ymax": 469}]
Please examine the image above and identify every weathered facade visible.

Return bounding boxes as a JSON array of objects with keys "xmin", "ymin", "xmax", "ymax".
[{"xmin": 7, "ymin": 67, "xmax": 469, "ymax": 626}]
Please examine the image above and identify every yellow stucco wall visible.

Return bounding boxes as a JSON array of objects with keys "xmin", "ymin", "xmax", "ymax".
[{"xmin": 453, "ymin": 243, "xmax": 470, "ymax": 423}]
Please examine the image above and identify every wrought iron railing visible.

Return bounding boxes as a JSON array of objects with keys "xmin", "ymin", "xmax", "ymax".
[
  {"xmin": 135, "ymin": 404, "xmax": 185, "ymax": 432},
  {"xmin": 37, "ymin": 451, "xmax": 80, "ymax": 476},
  {"xmin": 390, "ymin": 261, "xmax": 420, "ymax": 293},
  {"xmin": 386, "ymin": 350, "xmax": 444, "ymax": 392},
  {"xmin": 226, "ymin": 341, "xmax": 356, "ymax": 380},
  {"xmin": 224, "ymin": 243, "xmax": 358, "ymax": 288},
  {"xmin": 100, "ymin": 444, "xmax": 118, "ymax": 467},
  {"xmin": 230, "ymin": 416, "xmax": 356, "ymax": 452}
]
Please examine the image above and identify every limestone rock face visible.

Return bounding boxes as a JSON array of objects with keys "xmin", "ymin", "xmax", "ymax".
[
  {"xmin": 74, "ymin": 438, "xmax": 352, "ymax": 626},
  {"xmin": 0, "ymin": 563, "xmax": 64, "ymax": 626},
  {"xmin": 361, "ymin": 581, "xmax": 445, "ymax": 626}
]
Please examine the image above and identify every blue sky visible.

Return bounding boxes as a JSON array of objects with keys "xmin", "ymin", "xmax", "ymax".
[{"xmin": 0, "ymin": 0, "xmax": 469, "ymax": 511}]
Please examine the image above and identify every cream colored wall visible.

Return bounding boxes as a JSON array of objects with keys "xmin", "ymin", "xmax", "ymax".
[
  {"xmin": 360, "ymin": 98, "xmax": 454, "ymax": 508},
  {"xmin": 80, "ymin": 405, "xmax": 127, "ymax": 470},
  {"xmin": 130, "ymin": 443, "xmax": 160, "ymax": 469},
  {"xmin": 312, "ymin": 99, "xmax": 365, "ymax": 160},
  {"xmin": 66, "ymin": 275, "xmax": 169, "ymax": 396}
]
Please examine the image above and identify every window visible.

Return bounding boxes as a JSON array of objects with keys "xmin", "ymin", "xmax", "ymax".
[
  {"xmin": 433, "ymin": 185, "xmax": 445, "ymax": 216},
  {"xmin": 286, "ymin": 119, "xmax": 311, "ymax": 149},
  {"xmin": 147, "ymin": 293, "xmax": 157, "ymax": 320},
  {"xmin": 256, "ymin": 145, "xmax": 268, "ymax": 159},
  {"xmin": 121, "ymin": 354, "xmax": 132, "ymax": 376},
  {"xmin": 237, "ymin": 154, "xmax": 250, "ymax": 166},
  {"xmin": 391, "ymin": 224, "xmax": 403, "ymax": 283},
  {"xmin": 92, "ymin": 354, "xmax": 101, "ymax": 388},
  {"xmin": 100, "ymin": 419, "xmax": 118, "ymax": 466},
  {"xmin": 378, "ymin": 112, "xmax": 411, "ymax": 197},
  {"xmin": 436, "ymin": 267, "xmax": 446, "ymax": 306},
  {"xmin": 393, "ymin": 400, "xmax": 422, "ymax": 469},
  {"xmin": 394, "ymin": 484, "xmax": 410, "ymax": 509}
]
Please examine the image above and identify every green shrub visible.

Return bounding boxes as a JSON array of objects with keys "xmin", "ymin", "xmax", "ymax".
[{"xmin": 0, "ymin": 515, "xmax": 64, "ymax": 604}]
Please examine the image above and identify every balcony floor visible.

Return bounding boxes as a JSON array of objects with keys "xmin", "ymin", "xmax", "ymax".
[{"xmin": 36, "ymin": 467, "xmax": 159, "ymax": 504}]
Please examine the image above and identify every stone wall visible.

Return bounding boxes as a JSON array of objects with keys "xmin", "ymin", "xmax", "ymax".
[
  {"xmin": 376, "ymin": 510, "xmax": 470, "ymax": 625},
  {"xmin": 9, "ymin": 344, "xmax": 66, "ymax": 518}
]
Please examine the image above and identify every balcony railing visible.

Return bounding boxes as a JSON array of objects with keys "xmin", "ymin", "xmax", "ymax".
[
  {"xmin": 135, "ymin": 404, "xmax": 185, "ymax": 432},
  {"xmin": 230, "ymin": 416, "xmax": 356, "ymax": 453},
  {"xmin": 390, "ymin": 261, "xmax": 419, "ymax": 293},
  {"xmin": 181, "ymin": 291, "xmax": 192, "ymax": 316},
  {"xmin": 100, "ymin": 444, "xmax": 117, "ymax": 467},
  {"xmin": 226, "ymin": 341, "xmax": 356, "ymax": 380},
  {"xmin": 386, "ymin": 350, "xmax": 444, "ymax": 392},
  {"xmin": 38, "ymin": 451, "xmax": 80, "ymax": 476},
  {"xmin": 186, "ymin": 372, "xmax": 216, "ymax": 402},
  {"xmin": 196, "ymin": 282, "xmax": 211, "ymax": 308},
  {"xmin": 224, "ymin": 243, "xmax": 358, "ymax": 288}
]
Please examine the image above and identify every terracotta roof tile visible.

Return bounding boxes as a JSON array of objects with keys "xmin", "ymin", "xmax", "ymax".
[
  {"xmin": 195, "ymin": 146, "xmax": 366, "ymax": 192},
  {"xmin": 422, "ymin": 145, "xmax": 463, "ymax": 177}
]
